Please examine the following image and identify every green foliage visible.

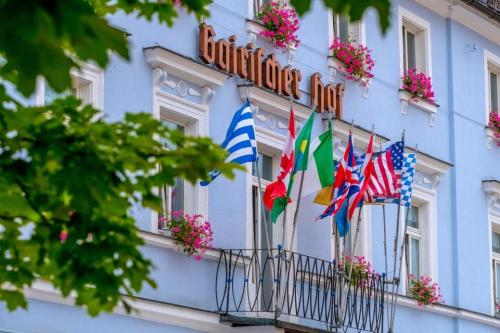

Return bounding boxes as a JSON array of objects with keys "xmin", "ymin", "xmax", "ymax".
[
  {"xmin": 0, "ymin": 0, "xmax": 212, "ymax": 97},
  {"xmin": 0, "ymin": 88, "xmax": 237, "ymax": 315},
  {"xmin": 289, "ymin": 0, "xmax": 391, "ymax": 34}
]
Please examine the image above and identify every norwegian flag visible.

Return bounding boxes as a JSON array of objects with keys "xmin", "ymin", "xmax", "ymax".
[
  {"xmin": 347, "ymin": 134, "xmax": 374, "ymax": 219},
  {"xmin": 319, "ymin": 133, "xmax": 357, "ymax": 219},
  {"xmin": 364, "ymin": 141, "xmax": 404, "ymax": 203},
  {"xmin": 263, "ymin": 109, "xmax": 296, "ymax": 210}
]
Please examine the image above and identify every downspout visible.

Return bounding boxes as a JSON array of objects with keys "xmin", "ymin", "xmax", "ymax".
[{"xmin": 446, "ymin": 5, "xmax": 461, "ymax": 333}]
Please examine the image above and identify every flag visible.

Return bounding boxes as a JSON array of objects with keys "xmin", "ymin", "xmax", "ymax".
[
  {"xmin": 201, "ymin": 101, "xmax": 257, "ymax": 185},
  {"xmin": 319, "ymin": 132, "xmax": 356, "ymax": 219},
  {"xmin": 334, "ymin": 201, "xmax": 350, "ymax": 237},
  {"xmin": 363, "ymin": 141, "xmax": 404, "ymax": 203},
  {"xmin": 379, "ymin": 153, "xmax": 417, "ymax": 206},
  {"xmin": 302, "ymin": 120, "xmax": 334, "ymax": 205},
  {"xmin": 271, "ymin": 111, "xmax": 315, "ymax": 222},
  {"xmin": 347, "ymin": 134, "xmax": 374, "ymax": 219},
  {"xmin": 263, "ymin": 109, "xmax": 296, "ymax": 210}
]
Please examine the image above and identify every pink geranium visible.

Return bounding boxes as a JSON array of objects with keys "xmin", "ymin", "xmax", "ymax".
[
  {"xmin": 341, "ymin": 255, "xmax": 375, "ymax": 287},
  {"xmin": 160, "ymin": 211, "xmax": 214, "ymax": 260},
  {"xmin": 488, "ymin": 112, "xmax": 500, "ymax": 147},
  {"xmin": 330, "ymin": 38, "xmax": 375, "ymax": 83},
  {"xmin": 401, "ymin": 69, "xmax": 437, "ymax": 105},
  {"xmin": 257, "ymin": 1, "xmax": 300, "ymax": 50},
  {"xmin": 408, "ymin": 274, "xmax": 444, "ymax": 307}
]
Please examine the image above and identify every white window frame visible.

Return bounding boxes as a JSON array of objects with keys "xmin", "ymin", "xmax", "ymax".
[
  {"xmin": 35, "ymin": 63, "xmax": 104, "ymax": 111},
  {"xmin": 398, "ymin": 6, "xmax": 432, "ymax": 78},
  {"xmin": 489, "ymin": 210, "xmax": 500, "ymax": 316},
  {"xmin": 402, "ymin": 184, "xmax": 438, "ymax": 288},
  {"xmin": 249, "ymin": 0, "xmax": 272, "ymax": 19},
  {"xmin": 251, "ymin": 143, "xmax": 281, "ymax": 250},
  {"xmin": 246, "ymin": 126, "xmax": 289, "ymax": 250},
  {"xmin": 327, "ymin": 10, "xmax": 365, "ymax": 46},
  {"xmin": 151, "ymin": 89, "xmax": 209, "ymax": 232},
  {"xmin": 484, "ymin": 49, "xmax": 500, "ymax": 124}
]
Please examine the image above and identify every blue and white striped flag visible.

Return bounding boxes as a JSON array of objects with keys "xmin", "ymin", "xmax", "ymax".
[
  {"xmin": 201, "ymin": 101, "xmax": 257, "ymax": 186},
  {"xmin": 373, "ymin": 153, "xmax": 416, "ymax": 207}
]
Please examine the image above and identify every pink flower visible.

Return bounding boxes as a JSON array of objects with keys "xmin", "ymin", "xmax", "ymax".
[{"xmin": 60, "ymin": 230, "xmax": 68, "ymax": 243}]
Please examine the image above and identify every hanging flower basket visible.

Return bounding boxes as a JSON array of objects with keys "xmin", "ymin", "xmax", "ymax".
[
  {"xmin": 408, "ymin": 274, "xmax": 444, "ymax": 307},
  {"xmin": 341, "ymin": 255, "xmax": 374, "ymax": 287},
  {"xmin": 401, "ymin": 69, "xmax": 438, "ymax": 106},
  {"xmin": 488, "ymin": 112, "xmax": 500, "ymax": 147},
  {"xmin": 159, "ymin": 211, "xmax": 213, "ymax": 260},
  {"xmin": 256, "ymin": 1, "xmax": 300, "ymax": 50},
  {"xmin": 329, "ymin": 37, "xmax": 375, "ymax": 84}
]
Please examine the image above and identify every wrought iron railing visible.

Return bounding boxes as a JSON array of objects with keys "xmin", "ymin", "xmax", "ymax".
[{"xmin": 215, "ymin": 249, "xmax": 386, "ymax": 332}]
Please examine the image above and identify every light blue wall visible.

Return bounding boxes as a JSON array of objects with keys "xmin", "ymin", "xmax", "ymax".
[{"xmin": 3, "ymin": 0, "xmax": 500, "ymax": 332}]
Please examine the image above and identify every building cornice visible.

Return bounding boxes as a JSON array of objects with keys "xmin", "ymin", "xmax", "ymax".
[
  {"xmin": 414, "ymin": 0, "xmax": 500, "ymax": 45},
  {"xmin": 144, "ymin": 46, "xmax": 229, "ymax": 88}
]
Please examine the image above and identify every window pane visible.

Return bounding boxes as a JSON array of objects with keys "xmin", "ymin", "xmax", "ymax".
[
  {"xmin": 406, "ymin": 31, "xmax": 416, "ymax": 70},
  {"xmin": 490, "ymin": 71, "xmax": 498, "ymax": 113},
  {"xmin": 407, "ymin": 206, "xmax": 419, "ymax": 229},
  {"xmin": 410, "ymin": 237, "xmax": 420, "ymax": 278},
  {"xmin": 161, "ymin": 119, "xmax": 185, "ymax": 214},
  {"xmin": 496, "ymin": 262, "xmax": 500, "ymax": 302},
  {"xmin": 493, "ymin": 231, "xmax": 500, "ymax": 254},
  {"xmin": 338, "ymin": 15, "xmax": 349, "ymax": 43},
  {"xmin": 252, "ymin": 153, "xmax": 273, "ymax": 181}
]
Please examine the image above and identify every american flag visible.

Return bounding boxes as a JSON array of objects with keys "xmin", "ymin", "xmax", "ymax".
[
  {"xmin": 364, "ymin": 141, "xmax": 404, "ymax": 203},
  {"xmin": 319, "ymin": 133, "xmax": 358, "ymax": 219}
]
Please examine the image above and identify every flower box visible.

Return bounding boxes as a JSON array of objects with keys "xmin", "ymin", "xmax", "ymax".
[
  {"xmin": 328, "ymin": 56, "xmax": 371, "ymax": 87},
  {"xmin": 255, "ymin": 1, "xmax": 300, "ymax": 50},
  {"xmin": 488, "ymin": 112, "xmax": 500, "ymax": 149},
  {"xmin": 399, "ymin": 90, "xmax": 438, "ymax": 126}
]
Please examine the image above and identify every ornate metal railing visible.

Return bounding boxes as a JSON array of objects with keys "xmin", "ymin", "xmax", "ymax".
[{"xmin": 215, "ymin": 249, "xmax": 386, "ymax": 332}]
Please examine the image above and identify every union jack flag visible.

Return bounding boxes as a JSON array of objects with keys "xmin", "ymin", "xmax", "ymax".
[
  {"xmin": 348, "ymin": 134, "xmax": 374, "ymax": 219},
  {"xmin": 319, "ymin": 133, "xmax": 358, "ymax": 219},
  {"xmin": 364, "ymin": 141, "xmax": 404, "ymax": 203}
]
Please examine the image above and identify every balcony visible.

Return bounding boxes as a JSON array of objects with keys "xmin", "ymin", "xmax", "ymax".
[{"xmin": 215, "ymin": 249, "xmax": 386, "ymax": 332}]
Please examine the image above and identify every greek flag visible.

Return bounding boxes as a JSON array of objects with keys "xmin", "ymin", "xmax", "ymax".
[{"xmin": 201, "ymin": 101, "xmax": 257, "ymax": 186}]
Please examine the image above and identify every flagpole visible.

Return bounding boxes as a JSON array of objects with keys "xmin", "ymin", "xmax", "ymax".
[
  {"xmin": 380, "ymin": 139, "xmax": 389, "ymax": 276},
  {"xmin": 287, "ymin": 170, "xmax": 306, "ymax": 253},
  {"xmin": 387, "ymin": 130, "xmax": 405, "ymax": 333},
  {"xmin": 388, "ymin": 205, "xmax": 409, "ymax": 333}
]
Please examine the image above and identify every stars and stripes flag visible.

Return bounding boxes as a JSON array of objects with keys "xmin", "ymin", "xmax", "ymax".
[
  {"xmin": 375, "ymin": 153, "xmax": 416, "ymax": 206},
  {"xmin": 200, "ymin": 101, "xmax": 257, "ymax": 185},
  {"xmin": 347, "ymin": 134, "xmax": 374, "ymax": 219},
  {"xmin": 263, "ymin": 108, "xmax": 296, "ymax": 210},
  {"xmin": 319, "ymin": 132, "xmax": 357, "ymax": 219},
  {"xmin": 363, "ymin": 141, "xmax": 405, "ymax": 203}
]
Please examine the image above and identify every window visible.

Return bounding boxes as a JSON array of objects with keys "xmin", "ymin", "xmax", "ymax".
[
  {"xmin": 488, "ymin": 62, "xmax": 500, "ymax": 115},
  {"xmin": 253, "ymin": 0, "xmax": 271, "ymax": 18},
  {"xmin": 251, "ymin": 152, "xmax": 278, "ymax": 250},
  {"xmin": 399, "ymin": 7, "xmax": 431, "ymax": 76},
  {"xmin": 492, "ymin": 226, "xmax": 500, "ymax": 317},
  {"xmin": 159, "ymin": 120, "xmax": 186, "ymax": 217},
  {"xmin": 406, "ymin": 206, "xmax": 422, "ymax": 278},
  {"xmin": 329, "ymin": 11, "xmax": 364, "ymax": 45},
  {"xmin": 401, "ymin": 185, "xmax": 439, "ymax": 290},
  {"xmin": 36, "ymin": 63, "xmax": 104, "ymax": 110}
]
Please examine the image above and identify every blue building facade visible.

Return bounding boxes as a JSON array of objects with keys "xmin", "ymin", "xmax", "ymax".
[{"xmin": 1, "ymin": 0, "xmax": 500, "ymax": 332}]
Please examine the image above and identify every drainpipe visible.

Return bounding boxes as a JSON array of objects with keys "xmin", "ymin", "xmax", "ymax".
[{"xmin": 446, "ymin": 5, "xmax": 461, "ymax": 333}]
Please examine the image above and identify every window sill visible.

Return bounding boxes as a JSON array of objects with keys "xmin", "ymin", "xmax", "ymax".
[
  {"xmin": 246, "ymin": 19, "xmax": 265, "ymax": 45},
  {"xmin": 327, "ymin": 56, "xmax": 371, "ymax": 88},
  {"xmin": 399, "ymin": 90, "xmax": 438, "ymax": 127},
  {"xmin": 486, "ymin": 127, "xmax": 499, "ymax": 150}
]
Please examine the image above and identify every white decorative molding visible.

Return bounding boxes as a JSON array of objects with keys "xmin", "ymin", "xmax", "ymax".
[
  {"xmin": 144, "ymin": 46, "xmax": 228, "ymax": 88},
  {"xmin": 24, "ymin": 281, "xmax": 233, "ymax": 333},
  {"xmin": 189, "ymin": 87, "xmax": 201, "ymax": 97},
  {"xmin": 399, "ymin": 91, "xmax": 438, "ymax": 127},
  {"xmin": 486, "ymin": 127, "xmax": 495, "ymax": 150},
  {"xmin": 201, "ymin": 86, "xmax": 216, "ymax": 104},
  {"xmin": 414, "ymin": 0, "xmax": 500, "ymax": 46},
  {"xmin": 246, "ymin": 19, "xmax": 264, "ymax": 45},
  {"xmin": 483, "ymin": 180, "xmax": 500, "ymax": 209},
  {"xmin": 407, "ymin": 147, "xmax": 452, "ymax": 177},
  {"xmin": 238, "ymin": 85, "xmax": 310, "ymax": 122}
]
